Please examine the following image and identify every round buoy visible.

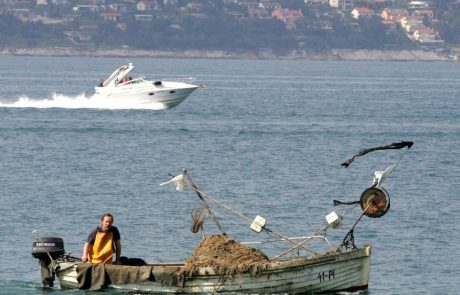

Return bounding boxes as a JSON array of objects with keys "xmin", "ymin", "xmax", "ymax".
[{"xmin": 360, "ymin": 187, "xmax": 390, "ymax": 218}]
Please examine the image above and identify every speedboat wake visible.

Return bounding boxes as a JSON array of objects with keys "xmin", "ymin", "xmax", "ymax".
[{"xmin": 0, "ymin": 93, "xmax": 167, "ymax": 110}]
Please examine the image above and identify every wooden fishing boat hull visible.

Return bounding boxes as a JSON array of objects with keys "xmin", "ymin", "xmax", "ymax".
[{"xmin": 55, "ymin": 245, "xmax": 371, "ymax": 294}]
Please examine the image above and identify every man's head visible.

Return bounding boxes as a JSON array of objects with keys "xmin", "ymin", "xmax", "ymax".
[{"xmin": 100, "ymin": 213, "xmax": 114, "ymax": 231}]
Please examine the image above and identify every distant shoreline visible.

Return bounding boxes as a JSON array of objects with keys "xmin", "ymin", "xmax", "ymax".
[{"xmin": 0, "ymin": 47, "xmax": 457, "ymax": 62}]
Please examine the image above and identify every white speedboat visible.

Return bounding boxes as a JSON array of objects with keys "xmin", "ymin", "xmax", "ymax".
[{"xmin": 94, "ymin": 63, "xmax": 199, "ymax": 109}]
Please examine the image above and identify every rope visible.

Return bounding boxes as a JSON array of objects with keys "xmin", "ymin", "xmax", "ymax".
[
  {"xmin": 183, "ymin": 171, "xmax": 318, "ymax": 255},
  {"xmin": 191, "ymin": 185, "xmax": 318, "ymax": 255},
  {"xmin": 242, "ymin": 235, "xmax": 331, "ymax": 246},
  {"xmin": 338, "ymin": 201, "xmax": 374, "ymax": 251},
  {"xmin": 185, "ymin": 172, "xmax": 225, "ymax": 234},
  {"xmin": 180, "ymin": 170, "xmax": 374, "ymax": 260},
  {"xmin": 270, "ymin": 203, "xmax": 359, "ymax": 261},
  {"xmin": 191, "ymin": 205, "xmax": 209, "ymax": 233}
]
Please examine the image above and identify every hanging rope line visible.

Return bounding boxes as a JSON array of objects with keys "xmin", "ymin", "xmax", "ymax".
[
  {"xmin": 339, "ymin": 202, "xmax": 373, "ymax": 251},
  {"xmin": 185, "ymin": 172, "xmax": 225, "ymax": 234},
  {"xmin": 270, "ymin": 203, "xmax": 359, "ymax": 261},
  {"xmin": 241, "ymin": 236, "xmax": 331, "ymax": 246},
  {"xmin": 183, "ymin": 170, "xmax": 318, "ymax": 256}
]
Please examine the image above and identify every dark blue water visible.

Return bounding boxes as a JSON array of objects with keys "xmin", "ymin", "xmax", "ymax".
[{"xmin": 0, "ymin": 56, "xmax": 459, "ymax": 294}]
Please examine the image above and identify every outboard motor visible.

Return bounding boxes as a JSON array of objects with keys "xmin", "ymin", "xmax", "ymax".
[{"xmin": 31, "ymin": 237, "xmax": 65, "ymax": 288}]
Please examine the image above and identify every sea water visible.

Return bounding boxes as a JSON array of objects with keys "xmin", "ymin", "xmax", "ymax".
[{"xmin": 0, "ymin": 56, "xmax": 459, "ymax": 294}]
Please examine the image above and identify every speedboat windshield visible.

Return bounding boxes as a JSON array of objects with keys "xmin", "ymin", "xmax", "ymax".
[{"xmin": 101, "ymin": 63, "xmax": 134, "ymax": 87}]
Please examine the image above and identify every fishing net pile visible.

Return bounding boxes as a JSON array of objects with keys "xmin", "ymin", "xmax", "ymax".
[{"xmin": 179, "ymin": 235, "xmax": 269, "ymax": 277}]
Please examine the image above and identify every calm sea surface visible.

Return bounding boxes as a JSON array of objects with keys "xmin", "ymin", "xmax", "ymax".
[{"xmin": 0, "ymin": 56, "xmax": 459, "ymax": 294}]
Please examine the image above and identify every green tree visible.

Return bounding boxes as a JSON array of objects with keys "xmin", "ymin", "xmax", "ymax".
[
  {"xmin": 436, "ymin": 9, "xmax": 460, "ymax": 43},
  {"xmin": 358, "ymin": 15, "xmax": 391, "ymax": 49}
]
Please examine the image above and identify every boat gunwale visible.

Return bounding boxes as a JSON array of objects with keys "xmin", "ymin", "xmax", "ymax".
[
  {"xmin": 56, "ymin": 245, "xmax": 371, "ymax": 279},
  {"xmin": 266, "ymin": 244, "xmax": 371, "ymax": 271}
]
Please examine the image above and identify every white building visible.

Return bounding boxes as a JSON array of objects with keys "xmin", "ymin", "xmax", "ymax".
[
  {"xmin": 329, "ymin": 0, "xmax": 353, "ymax": 11},
  {"xmin": 305, "ymin": 0, "xmax": 328, "ymax": 4},
  {"xmin": 408, "ymin": 1, "xmax": 430, "ymax": 9},
  {"xmin": 351, "ymin": 7, "xmax": 374, "ymax": 20}
]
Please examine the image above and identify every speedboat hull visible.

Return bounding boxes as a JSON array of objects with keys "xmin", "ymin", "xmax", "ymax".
[
  {"xmin": 55, "ymin": 245, "xmax": 371, "ymax": 294},
  {"xmin": 95, "ymin": 81, "xmax": 199, "ymax": 109},
  {"xmin": 94, "ymin": 63, "xmax": 199, "ymax": 109}
]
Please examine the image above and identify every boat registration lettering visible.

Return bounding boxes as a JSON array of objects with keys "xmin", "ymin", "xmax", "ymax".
[{"xmin": 318, "ymin": 270, "xmax": 335, "ymax": 282}]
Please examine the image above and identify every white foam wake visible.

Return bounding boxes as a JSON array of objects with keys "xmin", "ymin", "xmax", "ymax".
[{"xmin": 0, "ymin": 93, "xmax": 167, "ymax": 110}]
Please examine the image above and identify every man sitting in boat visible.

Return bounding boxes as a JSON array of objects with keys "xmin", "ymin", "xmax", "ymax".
[{"xmin": 81, "ymin": 213, "xmax": 121, "ymax": 264}]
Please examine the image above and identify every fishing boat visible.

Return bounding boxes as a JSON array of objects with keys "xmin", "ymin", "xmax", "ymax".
[
  {"xmin": 31, "ymin": 141, "xmax": 414, "ymax": 294},
  {"xmin": 38, "ymin": 245, "xmax": 371, "ymax": 293},
  {"xmin": 94, "ymin": 63, "xmax": 199, "ymax": 109}
]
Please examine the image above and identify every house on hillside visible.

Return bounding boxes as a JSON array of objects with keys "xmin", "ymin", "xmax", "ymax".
[
  {"xmin": 413, "ymin": 28, "xmax": 440, "ymax": 40},
  {"xmin": 413, "ymin": 28, "xmax": 444, "ymax": 46},
  {"xmin": 413, "ymin": 27, "xmax": 434, "ymax": 40},
  {"xmin": 400, "ymin": 15, "xmax": 423, "ymax": 33},
  {"xmin": 136, "ymin": 0, "xmax": 159, "ymax": 11},
  {"xmin": 134, "ymin": 14, "xmax": 153, "ymax": 21},
  {"xmin": 305, "ymin": 0, "xmax": 328, "ymax": 4},
  {"xmin": 351, "ymin": 7, "xmax": 374, "ymax": 20},
  {"xmin": 329, "ymin": 0, "xmax": 353, "ymax": 11},
  {"xmin": 72, "ymin": 5, "xmax": 99, "ymax": 13},
  {"xmin": 412, "ymin": 9, "xmax": 433, "ymax": 20},
  {"xmin": 100, "ymin": 12, "xmax": 122, "ymax": 22},
  {"xmin": 408, "ymin": 1, "xmax": 430, "ymax": 9},
  {"xmin": 272, "ymin": 8, "xmax": 303, "ymax": 29},
  {"xmin": 239, "ymin": 0, "xmax": 259, "ymax": 10},
  {"xmin": 259, "ymin": 1, "xmax": 281, "ymax": 11},
  {"xmin": 80, "ymin": 24, "xmax": 98, "ymax": 32},
  {"xmin": 381, "ymin": 8, "xmax": 408, "ymax": 22}
]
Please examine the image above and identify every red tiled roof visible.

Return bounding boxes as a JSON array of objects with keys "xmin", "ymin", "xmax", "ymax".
[
  {"xmin": 101, "ymin": 12, "xmax": 122, "ymax": 17},
  {"xmin": 355, "ymin": 7, "xmax": 373, "ymax": 14}
]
